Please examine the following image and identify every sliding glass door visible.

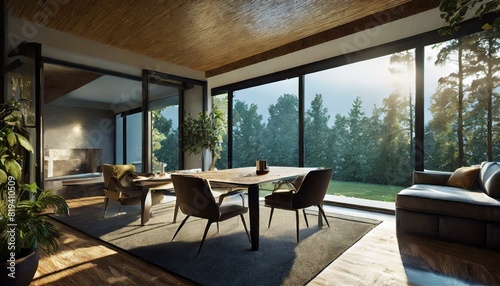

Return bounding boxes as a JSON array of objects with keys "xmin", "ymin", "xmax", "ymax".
[{"xmin": 148, "ymin": 81, "xmax": 181, "ymax": 174}]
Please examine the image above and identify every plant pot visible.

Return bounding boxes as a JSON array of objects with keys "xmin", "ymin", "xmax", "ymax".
[{"xmin": 0, "ymin": 249, "xmax": 39, "ymax": 286}]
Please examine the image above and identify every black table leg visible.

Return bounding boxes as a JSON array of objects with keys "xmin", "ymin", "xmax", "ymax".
[
  {"xmin": 141, "ymin": 188, "xmax": 152, "ymax": 226},
  {"xmin": 248, "ymin": 184, "xmax": 259, "ymax": 251}
]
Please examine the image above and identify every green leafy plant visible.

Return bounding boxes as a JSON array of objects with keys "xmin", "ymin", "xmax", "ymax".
[
  {"xmin": 439, "ymin": 0, "xmax": 500, "ymax": 35},
  {"xmin": 182, "ymin": 105, "xmax": 227, "ymax": 170},
  {"xmin": 0, "ymin": 100, "xmax": 69, "ymax": 262}
]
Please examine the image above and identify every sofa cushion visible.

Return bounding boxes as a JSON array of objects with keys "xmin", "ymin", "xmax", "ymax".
[
  {"xmin": 446, "ymin": 166, "xmax": 480, "ymax": 190},
  {"xmin": 479, "ymin": 162, "xmax": 500, "ymax": 198},
  {"xmin": 396, "ymin": 185, "xmax": 500, "ymax": 222}
]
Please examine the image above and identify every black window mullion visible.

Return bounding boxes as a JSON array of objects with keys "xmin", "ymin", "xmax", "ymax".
[
  {"xmin": 298, "ymin": 75, "xmax": 305, "ymax": 167},
  {"xmin": 414, "ymin": 46, "xmax": 425, "ymax": 172},
  {"xmin": 227, "ymin": 91, "xmax": 234, "ymax": 169}
]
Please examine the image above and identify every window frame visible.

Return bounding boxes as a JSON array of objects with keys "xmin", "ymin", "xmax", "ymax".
[{"xmin": 212, "ymin": 14, "xmax": 497, "ymax": 171}]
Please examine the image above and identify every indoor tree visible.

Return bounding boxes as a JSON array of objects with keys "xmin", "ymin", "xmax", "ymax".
[{"xmin": 182, "ymin": 105, "xmax": 226, "ymax": 171}]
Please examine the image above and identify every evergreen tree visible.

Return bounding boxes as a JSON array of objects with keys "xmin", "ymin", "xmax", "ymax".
[
  {"xmin": 335, "ymin": 97, "xmax": 371, "ymax": 182},
  {"xmin": 232, "ymin": 100, "xmax": 265, "ymax": 167},
  {"xmin": 433, "ymin": 37, "xmax": 470, "ymax": 167},
  {"xmin": 377, "ymin": 91, "xmax": 413, "ymax": 185},
  {"xmin": 304, "ymin": 94, "xmax": 332, "ymax": 168},
  {"xmin": 264, "ymin": 94, "xmax": 299, "ymax": 166},
  {"xmin": 426, "ymin": 80, "xmax": 458, "ymax": 171},
  {"xmin": 465, "ymin": 29, "xmax": 500, "ymax": 161},
  {"xmin": 330, "ymin": 113, "xmax": 349, "ymax": 180},
  {"xmin": 388, "ymin": 50, "xmax": 415, "ymax": 168}
]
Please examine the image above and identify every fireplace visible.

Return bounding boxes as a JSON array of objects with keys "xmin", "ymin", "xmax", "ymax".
[{"xmin": 44, "ymin": 149, "xmax": 102, "ymax": 178}]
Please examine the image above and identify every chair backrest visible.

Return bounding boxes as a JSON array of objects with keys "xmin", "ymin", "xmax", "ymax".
[
  {"xmin": 292, "ymin": 168, "xmax": 333, "ymax": 209},
  {"xmin": 102, "ymin": 164, "xmax": 136, "ymax": 190},
  {"xmin": 171, "ymin": 175, "xmax": 220, "ymax": 220}
]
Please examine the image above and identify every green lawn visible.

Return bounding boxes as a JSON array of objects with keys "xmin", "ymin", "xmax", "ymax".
[
  {"xmin": 329, "ymin": 180, "xmax": 402, "ymax": 202},
  {"xmin": 258, "ymin": 180, "xmax": 403, "ymax": 202}
]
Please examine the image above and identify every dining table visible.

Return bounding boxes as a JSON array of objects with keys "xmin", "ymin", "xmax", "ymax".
[
  {"xmin": 132, "ymin": 174, "xmax": 174, "ymax": 226},
  {"xmin": 188, "ymin": 166, "xmax": 317, "ymax": 251}
]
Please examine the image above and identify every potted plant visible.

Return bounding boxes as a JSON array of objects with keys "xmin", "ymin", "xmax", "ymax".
[
  {"xmin": 0, "ymin": 99, "xmax": 69, "ymax": 286},
  {"xmin": 182, "ymin": 105, "xmax": 226, "ymax": 171}
]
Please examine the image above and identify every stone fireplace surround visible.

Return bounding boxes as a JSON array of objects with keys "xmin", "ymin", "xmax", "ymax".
[{"xmin": 44, "ymin": 148, "xmax": 102, "ymax": 179}]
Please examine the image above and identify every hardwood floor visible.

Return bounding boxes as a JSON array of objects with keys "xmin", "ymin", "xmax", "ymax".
[
  {"xmin": 31, "ymin": 219, "xmax": 194, "ymax": 286},
  {"xmin": 30, "ymin": 196, "xmax": 500, "ymax": 285}
]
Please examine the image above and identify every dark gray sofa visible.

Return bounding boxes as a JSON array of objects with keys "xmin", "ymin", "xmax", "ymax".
[{"xmin": 396, "ymin": 162, "xmax": 500, "ymax": 249}]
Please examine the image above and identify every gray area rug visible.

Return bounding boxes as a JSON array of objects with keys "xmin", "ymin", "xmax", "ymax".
[{"xmin": 53, "ymin": 196, "xmax": 380, "ymax": 286}]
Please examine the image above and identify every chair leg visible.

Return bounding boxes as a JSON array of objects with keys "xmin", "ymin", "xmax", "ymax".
[
  {"xmin": 295, "ymin": 210, "xmax": 300, "ymax": 243},
  {"xmin": 198, "ymin": 221, "xmax": 213, "ymax": 257},
  {"xmin": 302, "ymin": 209, "xmax": 309, "ymax": 228},
  {"xmin": 240, "ymin": 193, "xmax": 245, "ymax": 207},
  {"xmin": 172, "ymin": 215, "xmax": 190, "ymax": 241},
  {"xmin": 268, "ymin": 207, "xmax": 275, "ymax": 228},
  {"xmin": 173, "ymin": 202, "xmax": 179, "ymax": 223},
  {"xmin": 103, "ymin": 197, "xmax": 109, "ymax": 218},
  {"xmin": 317, "ymin": 204, "xmax": 330, "ymax": 227},
  {"xmin": 240, "ymin": 214, "xmax": 251, "ymax": 243}
]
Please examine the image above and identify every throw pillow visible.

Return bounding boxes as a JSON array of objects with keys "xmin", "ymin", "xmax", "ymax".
[{"xmin": 446, "ymin": 166, "xmax": 481, "ymax": 190}]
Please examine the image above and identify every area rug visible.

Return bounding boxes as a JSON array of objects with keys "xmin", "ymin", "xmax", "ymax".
[{"xmin": 52, "ymin": 196, "xmax": 380, "ymax": 286}]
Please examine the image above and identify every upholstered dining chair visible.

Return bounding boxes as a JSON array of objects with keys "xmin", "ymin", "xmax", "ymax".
[
  {"xmin": 170, "ymin": 169, "xmax": 246, "ymax": 223},
  {"xmin": 102, "ymin": 164, "xmax": 163, "ymax": 217},
  {"xmin": 170, "ymin": 174, "xmax": 250, "ymax": 257},
  {"xmin": 264, "ymin": 168, "xmax": 333, "ymax": 242}
]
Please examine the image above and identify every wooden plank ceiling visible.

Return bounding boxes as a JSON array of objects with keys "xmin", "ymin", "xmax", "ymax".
[{"xmin": 6, "ymin": 0, "xmax": 439, "ymax": 77}]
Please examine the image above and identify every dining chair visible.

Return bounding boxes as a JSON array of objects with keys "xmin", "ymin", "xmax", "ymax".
[
  {"xmin": 102, "ymin": 164, "xmax": 163, "ymax": 217},
  {"xmin": 170, "ymin": 169, "xmax": 246, "ymax": 223},
  {"xmin": 264, "ymin": 168, "xmax": 333, "ymax": 242},
  {"xmin": 170, "ymin": 174, "xmax": 250, "ymax": 257}
]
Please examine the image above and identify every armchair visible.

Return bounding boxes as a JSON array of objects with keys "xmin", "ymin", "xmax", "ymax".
[{"xmin": 102, "ymin": 164, "xmax": 163, "ymax": 217}]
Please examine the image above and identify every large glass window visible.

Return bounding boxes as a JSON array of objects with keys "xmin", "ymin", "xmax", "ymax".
[
  {"xmin": 213, "ymin": 19, "xmax": 499, "ymax": 204},
  {"xmin": 232, "ymin": 78, "xmax": 299, "ymax": 167},
  {"xmin": 149, "ymin": 84, "xmax": 180, "ymax": 173},
  {"xmin": 424, "ymin": 30, "xmax": 500, "ymax": 171},
  {"xmin": 305, "ymin": 50, "xmax": 415, "ymax": 201}
]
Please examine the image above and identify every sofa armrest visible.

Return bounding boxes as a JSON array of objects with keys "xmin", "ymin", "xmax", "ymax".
[{"xmin": 413, "ymin": 170, "xmax": 452, "ymax": 185}]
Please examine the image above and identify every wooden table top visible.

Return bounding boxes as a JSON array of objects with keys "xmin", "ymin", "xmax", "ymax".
[{"xmin": 181, "ymin": 166, "xmax": 317, "ymax": 186}]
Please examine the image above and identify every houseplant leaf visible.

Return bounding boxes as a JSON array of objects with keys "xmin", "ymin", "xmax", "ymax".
[
  {"xmin": 0, "ymin": 169, "xmax": 7, "ymax": 183},
  {"xmin": 16, "ymin": 133, "xmax": 34, "ymax": 153},
  {"xmin": 6, "ymin": 130, "xmax": 16, "ymax": 146},
  {"xmin": 4, "ymin": 158, "xmax": 22, "ymax": 180}
]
